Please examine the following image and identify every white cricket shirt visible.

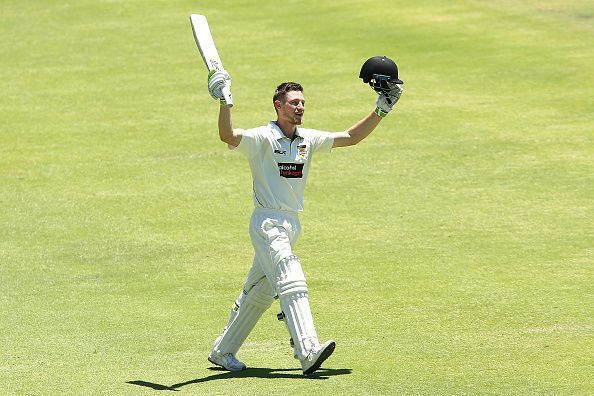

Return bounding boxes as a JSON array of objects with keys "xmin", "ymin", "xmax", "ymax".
[{"xmin": 232, "ymin": 121, "xmax": 334, "ymax": 213}]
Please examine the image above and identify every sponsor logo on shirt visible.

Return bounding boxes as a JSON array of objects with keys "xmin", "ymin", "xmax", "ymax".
[
  {"xmin": 278, "ymin": 162, "xmax": 304, "ymax": 178},
  {"xmin": 274, "ymin": 149, "xmax": 287, "ymax": 155}
]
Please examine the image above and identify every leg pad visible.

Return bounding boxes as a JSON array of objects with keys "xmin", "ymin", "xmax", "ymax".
[{"xmin": 213, "ymin": 277, "xmax": 275, "ymax": 355}]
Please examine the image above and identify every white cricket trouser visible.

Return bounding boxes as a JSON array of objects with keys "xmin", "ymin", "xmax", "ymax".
[
  {"xmin": 248, "ymin": 207, "xmax": 301, "ymax": 285},
  {"xmin": 213, "ymin": 207, "xmax": 319, "ymax": 360}
]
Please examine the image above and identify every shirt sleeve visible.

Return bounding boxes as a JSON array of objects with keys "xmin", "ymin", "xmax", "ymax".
[
  {"xmin": 309, "ymin": 130, "xmax": 334, "ymax": 154},
  {"xmin": 230, "ymin": 127, "xmax": 263, "ymax": 159}
]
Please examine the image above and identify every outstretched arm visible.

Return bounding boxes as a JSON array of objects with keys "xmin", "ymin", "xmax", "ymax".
[
  {"xmin": 332, "ymin": 83, "xmax": 403, "ymax": 148},
  {"xmin": 332, "ymin": 112, "xmax": 382, "ymax": 148}
]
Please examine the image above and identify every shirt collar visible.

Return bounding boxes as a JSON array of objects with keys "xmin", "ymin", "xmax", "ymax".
[{"xmin": 268, "ymin": 121, "xmax": 301, "ymax": 141}]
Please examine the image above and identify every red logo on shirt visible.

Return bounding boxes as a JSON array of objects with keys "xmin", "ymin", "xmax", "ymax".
[{"xmin": 278, "ymin": 163, "xmax": 304, "ymax": 178}]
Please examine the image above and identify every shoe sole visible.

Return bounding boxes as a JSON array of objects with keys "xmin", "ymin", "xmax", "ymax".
[
  {"xmin": 303, "ymin": 341, "xmax": 336, "ymax": 375},
  {"xmin": 208, "ymin": 356, "xmax": 246, "ymax": 371}
]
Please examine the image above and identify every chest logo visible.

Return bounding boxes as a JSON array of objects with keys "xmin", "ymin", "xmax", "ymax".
[
  {"xmin": 274, "ymin": 149, "xmax": 287, "ymax": 155},
  {"xmin": 278, "ymin": 163, "xmax": 304, "ymax": 178}
]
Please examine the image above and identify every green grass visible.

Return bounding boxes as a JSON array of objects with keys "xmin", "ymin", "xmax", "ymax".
[{"xmin": 1, "ymin": 0, "xmax": 593, "ymax": 394}]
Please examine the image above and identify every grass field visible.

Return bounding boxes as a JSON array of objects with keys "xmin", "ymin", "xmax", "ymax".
[{"xmin": 1, "ymin": 0, "xmax": 593, "ymax": 394}]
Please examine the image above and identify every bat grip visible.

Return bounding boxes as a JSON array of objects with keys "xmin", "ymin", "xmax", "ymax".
[{"xmin": 222, "ymin": 85, "xmax": 233, "ymax": 108}]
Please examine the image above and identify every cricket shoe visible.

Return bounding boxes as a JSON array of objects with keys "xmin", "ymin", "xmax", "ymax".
[
  {"xmin": 208, "ymin": 350, "xmax": 246, "ymax": 371},
  {"xmin": 301, "ymin": 340, "xmax": 336, "ymax": 375}
]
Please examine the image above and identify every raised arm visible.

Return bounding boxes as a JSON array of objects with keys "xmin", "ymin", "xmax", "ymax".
[
  {"xmin": 332, "ymin": 83, "xmax": 403, "ymax": 148},
  {"xmin": 208, "ymin": 70, "xmax": 242, "ymax": 147},
  {"xmin": 332, "ymin": 112, "xmax": 382, "ymax": 148},
  {"xmin": 218, "ymin": 105, "xmax": 242, "ymax": 147}
]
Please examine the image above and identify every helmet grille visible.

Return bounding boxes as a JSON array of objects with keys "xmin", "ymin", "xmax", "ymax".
[{"xmin": 369, "ymin": 74, "xmax": 394, "ymax": 94}]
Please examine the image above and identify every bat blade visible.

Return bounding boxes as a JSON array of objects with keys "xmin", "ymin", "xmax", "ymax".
[{"xmin": 189, "ymin": 14, "xmax": 233, "ymax": 107}]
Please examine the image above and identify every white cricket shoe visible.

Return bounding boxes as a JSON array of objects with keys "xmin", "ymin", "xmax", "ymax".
[
  {"xmin": 301, "ymin": 340, "xmax": 336, "ymax": 375},
  {"xmin": 208, "ymin": 351, "xmax": 247, "ymax": 371}
]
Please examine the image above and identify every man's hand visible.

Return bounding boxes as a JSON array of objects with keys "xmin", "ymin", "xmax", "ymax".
[
  {"xmin": 375, "ymin": 83, "xmax": 403, "ymax": 118},
  {"xmin": 208, "ymin": 69, "xmax": 231, "ymax": 101}
]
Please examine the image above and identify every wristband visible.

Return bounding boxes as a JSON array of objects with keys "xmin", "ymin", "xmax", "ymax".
[{"xmin": 374, "ymin": 106, "xmax": 388, "ymax": 118}]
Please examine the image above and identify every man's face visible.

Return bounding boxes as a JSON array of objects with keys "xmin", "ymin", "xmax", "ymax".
[{"xmin": 276, "ymin": 90, "xmax": 305, "ymax": 125}]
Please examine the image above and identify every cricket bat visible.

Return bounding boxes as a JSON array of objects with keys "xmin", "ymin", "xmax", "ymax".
[{"xmin": 189, "ymin": 14, "xmax": 233, "ymax": 107}]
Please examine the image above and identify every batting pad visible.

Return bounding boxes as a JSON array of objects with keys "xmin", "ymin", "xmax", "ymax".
[
  {"xmin": 276, "ymin": 256, "xmax": 319, "ymax": 360},
  {"xmin": 276, "ymin": 255, "xmax": 308, "ymax": 297},
  {"xmin": 213, "ymin": 278, "xmax": 275, "ymax": 355},
  {"xmin": 280, "ymin": 291, "xmax": 320, "ymax": 360}
]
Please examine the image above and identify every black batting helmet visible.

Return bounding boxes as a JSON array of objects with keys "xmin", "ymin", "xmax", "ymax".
[{"xmin": 359, "ymin": 56, "xmax": 403, "ymax": 94}]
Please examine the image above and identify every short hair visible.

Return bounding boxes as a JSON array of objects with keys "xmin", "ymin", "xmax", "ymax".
[{"xmin": 273, "ymin": 82, "xmax": 303, "ymax": 107}]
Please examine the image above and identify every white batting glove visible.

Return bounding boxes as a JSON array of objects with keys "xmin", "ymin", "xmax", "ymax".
[
  {"xmin": 374, "ymin": 83, "xmax": 403, "ymax": 118},
  {"xmin": 207, "ymin": 69, "xmax": 231, "ymax": 101}
]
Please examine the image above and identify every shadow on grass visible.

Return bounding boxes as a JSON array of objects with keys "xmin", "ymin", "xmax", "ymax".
[{"xmin": 127, "ymin": 366, "xmax": 353, "ymax": 391}]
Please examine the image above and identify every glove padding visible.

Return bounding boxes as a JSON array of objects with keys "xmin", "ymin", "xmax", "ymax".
[
  {"xmin": 207, "ymin": 69, "xmax": 231, "ymax": 100},
  {"xmin": 375, "ymin": 83, "xmax": 403, "ymax": 117}
]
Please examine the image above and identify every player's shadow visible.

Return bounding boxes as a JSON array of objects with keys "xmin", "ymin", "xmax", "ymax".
[{"xmin": 127, "ymin": 366, "xmax": 352, "ymax": 391}]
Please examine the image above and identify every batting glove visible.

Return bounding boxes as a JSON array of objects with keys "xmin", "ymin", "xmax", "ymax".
[
  {"xmin": 374, "ymin": 83, "xmax": 403, "ymax": 118},
  {"xmin": 207, "ymin": 69, "xmax": 231, "ymax": 102}
]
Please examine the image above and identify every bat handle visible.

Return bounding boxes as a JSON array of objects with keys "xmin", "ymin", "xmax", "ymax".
[{"xmin": 222, "ymin": 85, "xmax": 233, "ymax": 108}]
